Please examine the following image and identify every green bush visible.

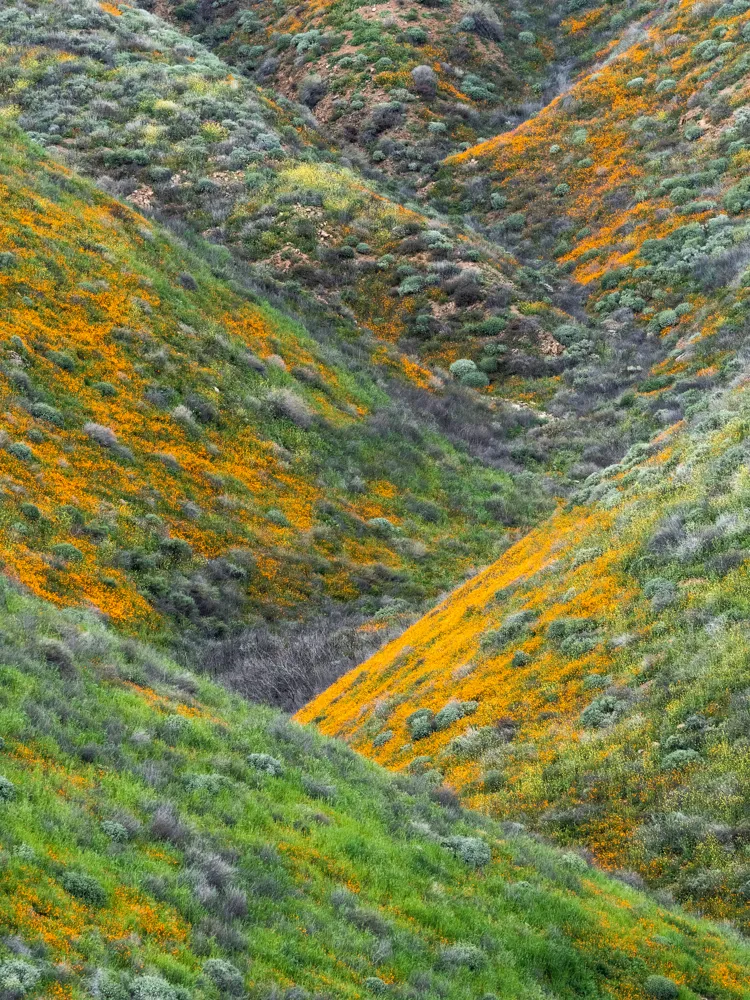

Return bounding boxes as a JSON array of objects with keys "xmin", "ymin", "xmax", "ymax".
[
  {"xmin": 661, "ymin": 749, "xmax": 701, "ymax": 770},
  {"xmin": 201, "ymin": 959, "xmax": 245, "ymax": 996},
  {"xmin": 407, "ymin": 708, "xmax": 435, "ymax": 741},
  {"xmin": 439, "ymin": 943, "xmax": 486, "ymax": 968},
  {"xmin": 443, "ymin": 835, "xmax": 491, "ymax": 867},
  {"xmin": 247, "ymin": 753, "xmax": 284, "ymax": 776},
  {"xmin": 580, "ymin": 694, "xmax": 629, "ymax": 729},
  {"xmin": 61, "ymin": 870, "xmax": 108, "ymax": 907},
  {"xmin": 0, "ymin": 776, "xmax": 16, "ymax": 801},
  {"xmin": 644, "ymin": 975, "xmax": 680, "ymax": 1000},
  {"xmin": 372, "ymin": 730, "xmax": 394, "ymax": 747}
]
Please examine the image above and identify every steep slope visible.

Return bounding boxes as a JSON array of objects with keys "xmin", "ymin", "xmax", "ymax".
[
  {"xmin": 0, "ymin": 122, "xmax": 528, "ymax": 682},
  {"xmin": 158, "ymin": 0, "xmax": 665, "ymax": 168},
  {"xmin": 2, "ymin": 579, "xmax": 750, "ymax": 999},
  {"xmin": 300, "ymin": 377, "xmax": 750, "ymax": 929},
  {"xmin": 0, "ymin": 0, "xmax": 575, "ymax": 425}
]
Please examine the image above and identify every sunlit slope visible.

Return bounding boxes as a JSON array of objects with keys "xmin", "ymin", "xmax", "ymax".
[
  {"xmin": 0, "ymin": 124, "xmax": 518, "ymax": 646},
  {"xmin": 300, "ymin": 384, "xmax": 750, "ymax": 928},
  {"xmin": 1, "ymin": 580, "xmax": 750, "ymax": 999}
]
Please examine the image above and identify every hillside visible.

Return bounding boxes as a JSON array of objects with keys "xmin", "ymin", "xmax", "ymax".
[
  {"xmin": 159, "ymin": 0, "xmax": 663, "ymax": 168},
  {"xmin": 300, "ymin": 376, "xmax": 750, "ymax": 928},
  {"xmin": 2, "ymin": 578, "xmax": 750, "ymax": 1000},
  {"xmin": 0, "ymin": 0, "xmax": 575, "ymax": 412},
  {"xmin": 4, "ymin": 0, "xmax": 750, "ymax": 988},
  {"xmin": 0, "ymin": 121, "xmax": 533, "ymax": 700}
]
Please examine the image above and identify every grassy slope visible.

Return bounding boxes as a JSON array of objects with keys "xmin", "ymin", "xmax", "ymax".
[
  {"xmin": 300, "ymin": 376, "xmax": 750, "ymax": 929},
  {"xmin": 0, "ymin": 122, "xmax": 521, "ymax": 651},
  {"xmin": 1, "ymin": 579, "xmax": 750, "ymax": 999}
]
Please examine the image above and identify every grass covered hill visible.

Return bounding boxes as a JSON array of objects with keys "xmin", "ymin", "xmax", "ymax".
[
  {"xmin": 300, "ymin": 374, "xmax": 750, "ymax": 929},
  {"xmin": 1, "ymin": 578, "xmax": 750, "ymax": 1000},
  {"xmin": 0, "ymin": 121, "xmax": 529, "ymax": 670}
]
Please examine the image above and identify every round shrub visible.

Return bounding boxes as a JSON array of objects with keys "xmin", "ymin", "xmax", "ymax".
[
  {"xmin": 661, "ymin": 749, "xmax": 701, "ymax": 770},
  {"xmin": 8, "ymin": 442, "xmax": 34, "ymax": 462},
  {"xmin": 511, "ymin": 650, "xmax": 532, "ymax": 668},
  {"xmin": 299, "ymin": 74, "xmax": 327, "ymax": 108},
  {"xmin": 0, "ymin": 776, "xmax": 17, "ymax": 802},
  {"xmin": 372, "ymin": 730, "xmax": 394, "ymax": 748},
  {"xmin": 131, "ymin": 975, "xmax": 188, "ymax": 1000},
  {"xmin": 101, "ymin": 820, "xmax": 130, "ymax": 842},
  {"xmin": 580, "ymin": 694, "xmax": 628, "ymax": 728},
  {"xmin": 202, "ymin": 959, "xmax": 245, "ymax": 996},
  {"xmin": 461, "ymin": 368, "xmax": 490, "ymax": 388},
  {"xmin": 364, "ymin": 978, "xmax": 390, "ymax": 994},
  {"xmin": 449, "ymin": 358, "xmax": 477, "ymax": 378},
  {"xmin": 407, "ymin": 709, "xmax": 435, "ymax": 741},
  {"xmin": 247, "ymin": 752, "xmax": 284, "ymax": 776},
  {"xmin": 411, "ymin": 65, "xmax": 437, "ymax": 98},
  {"xmin": 61, "ymin": 870, "xmax": 107, "ymax": 907},
  {"xmin": 644, "ymin": 975, "xmax": 680, "ymax": 1000},
  {"xmin": 443, "ymin": 835, "xmax": 491, "ymax": 867}
]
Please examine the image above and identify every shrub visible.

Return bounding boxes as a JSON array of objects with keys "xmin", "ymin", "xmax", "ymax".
[
  {"xmin": 397, "ymin": 275, "xmax": 425, "ymax": 295},
  {"xmin": 661, "ymin": 749, "xmax": 701, "ymax": 770},
  {"xmin": 131, "ymin": 975, "xmax": 187, "ymax": 1000},
  {"xmin": 407, "ymin": 708, "xmax": 435, "ymax": 741},
  {"xmin": 692, "ymin": 38, "xmax": 719, "ymax": 60},
  {"xmin": 101, "ymin": 820, "xmax": 129, "ymax": 842},
  {"xmin": 302, "ymin": 776, "xmax": 337, "ymax": 802},
  {"xmin": 449, "ymin": 359, "xmax": 477, "ymax": 378},
  {"xmin": 644, "ymin": 976, "xmax": 680, "ymax": 1000},
  {"xmin": 299, "ymin": 75, "xmax": 327, "ymax": 108},
  {"xmin": 51, "ymin": 543, "xmax": 84, "ymax": 563},
  {"xmin": 84, "ymin": 422, "xmax": 118, "ymax": 448},
  {"xmin": 61, "ymin": 870, "xmax": 108, "ymax": 907},
  {"xmin": 150, "ymin": 804, "xmax": 188, "ymax": 844},
  {"xmin": 434, "ymin": 701, "xmax": 478, "ymax": 730},
  {"xmin": 247, "ymin": 752, "xmax": 284, "ymax": 776},
  {"xmin": 482, "ymin": 610, "xmax": 537, "ymax": 650},
  {"xmin": 0, "ymin": 776, "xmax": 16, "ymax": 802},
  {"xmin": 511, "ymin": 650, "xmax": 532, "ymax": 668},
  {"xmin": 644, "ymin": 577, "xmax": 677, "ymax": 611},
  {"xmin": 411, "ymin": 65, "xmax": 437, "ymax": 98},
  {"xmin": 442, "ymin": 835, "xmax": 491, "ymax": 867},
  {"xmin": 372, "ymin": 730, "xmax": 394, "ymax": 747},
  {"xmin": 7, "ymin": 442, "xmax": 34, "ymax": 461},
  {"xmin": 29, "ymin": 402, "xmax": 64, "ymax": 426},
  {"xmin": 38, "ymin": 638, "xmax": 74, "ymax": 673},
  {"xmin": 439, "ymin": 943, "xmax": 486, "ymax": 969},
  {"xmin": 640, "ymin": 812, "xmax": 709, "ymax": 857},
  {"xmin": 447, "ymin": 725, "xmax": 503, "ymax": 759},
  {"xmin": 461, "ymin": 368, "xmax": 490, "ymax": 388},
  {"xmin": 580, "ymin": 694, "xmax": 629, "ymax": 728},
  {"xmin": 268, "ymin": 389, "xmax": 314, "ymax": 429},
  {"xmin": 364, "ymin": 978, "xmax": 389, "ymax": 994},
  {"xmin": 201, "ymin": 959, "xmax": 244, "ymax": 996},
  {"xmin": 0, "ymin": 960, "xmax": 40, "ymax": 997}
]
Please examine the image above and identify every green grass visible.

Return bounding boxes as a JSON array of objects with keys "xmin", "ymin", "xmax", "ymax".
[{"xmin": 1, "ymin": 579, "xmax": 750, "ymax": 999}]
